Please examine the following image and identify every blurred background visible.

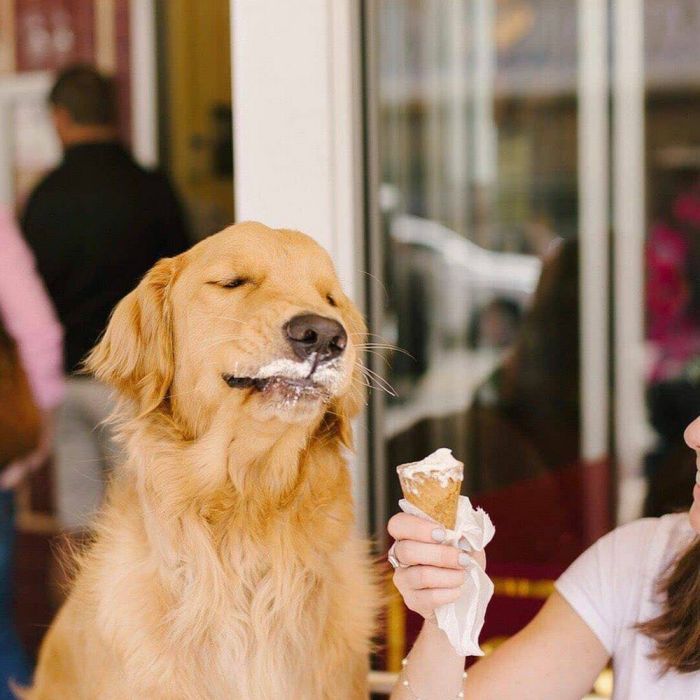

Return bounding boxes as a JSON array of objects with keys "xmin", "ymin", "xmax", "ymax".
[
  {"xmin": 2, "ymin": 1, "xmax": 700, "ymax": 698},
  {"xmin": 0, "ymin": 0, "xmax": 232, "ymax": 234}
]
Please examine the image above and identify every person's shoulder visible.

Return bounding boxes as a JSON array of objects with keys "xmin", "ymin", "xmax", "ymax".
[
  {"xmin": 32, "ymin": 165, "xmax": 64, "ymax": 192},
  {"xmin": 610, "ymin": 513, "xmax": 690, "ymax": 544},
  {"xmin": 602, "ymin": 514, "xmax": 692, "ymax": 573},
  {"xmin": 601, "ymin": 515, "xmax": 672, "ymax": 551},
  {"xmin": 27, "ymin": 161, "xmax": 73, "ymax": 201},
  {"xmin": 21, "ymin": 166, "xmax": 67, "ymax": 223},
  {"xmin": 609, "ymin": 515, "xmax": 664, "ymax": 540}
]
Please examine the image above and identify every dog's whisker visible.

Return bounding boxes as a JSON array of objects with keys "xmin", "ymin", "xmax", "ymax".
[
  {"xmin": 348, "ymin": 331, "xmax": 394, "ymax": 340},
  {"xmin": 350, "ymin": 374, "xmax": 383, "ymax": 396},
  {"xmin": 358, "ymin": 366, "xmax": 398, "ymax": 397},
  {"xmin": 355, "ymin": 343, "xmax": 415, "ymax": 360},
  {"xmin": 349, "ymin": 375, "xmax": 374, "ymax": 392},
  {"xmin": 361, "ymin": 269, "xmax": 391, "ymax": 301},
  {"xmin": 357, "ymin": 349, "xmax": 393, "ymax": 367},
  {"xmin": 356, "ymin": 341, "xmax": 406, "ymax": 351}
]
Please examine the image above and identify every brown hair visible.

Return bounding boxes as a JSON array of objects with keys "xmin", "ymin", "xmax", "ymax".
[
  {"xmin": 48, "ymin": 64, "xmax": 116, "ymax": 126},
  {"xmin": 637, "ymin": 538, "xmax": 700, "ymax": 674}
]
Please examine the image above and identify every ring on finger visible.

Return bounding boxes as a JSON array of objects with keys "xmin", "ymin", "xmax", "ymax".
[{"xmin": 387, "ymin": 541, "xmax": 409, "ymax": 569}]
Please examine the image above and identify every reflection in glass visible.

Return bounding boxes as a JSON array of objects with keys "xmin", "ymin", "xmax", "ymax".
[
  {"xmin": 371, "ymin": 0, "xmax": 590, "ymax": 659},
  {"xmin": 642, "ymin": 0, "xmax": 700, "ymax": 519},
  {"xmin": 368, "ymin": 0, "xmax": 700, "ymax": 674}
]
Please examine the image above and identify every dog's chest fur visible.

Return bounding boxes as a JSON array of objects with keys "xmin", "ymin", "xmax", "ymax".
[{"xmin": 82, "ymin": 480, "xmax": 378, "ymax": 700}]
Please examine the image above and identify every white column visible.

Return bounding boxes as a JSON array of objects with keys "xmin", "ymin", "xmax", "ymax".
[
  {"xmin": 446, "ymin": 0, "xmax": 469, "ymax": 236},
  {"xmin": 423, "ymin": 1, "xmax": 442, "ymax": 224},
  {"xmin": 613, "ymin": 0, "xmax": 647, "ymax": 522},
  {"xmin": 577, "ymin": 0, "xmax": 612, "ymax": 543},
  {"xmin": 472, "ymin": 0, "xmax": 496, "ymax": 187},
  {"xmin": 578, "ymin": 0, "xmax": 609, "ymax": 464},
  {"xmin": 129, "ymin": 0, "xmax": 158, "ymax": 168},
  {"xmin": 231, "ymin": 0, "xmax": 363, "ymax": 295},
  {"xmin": 231, "ymin": 0, "xmax": 368, "ymax": 531}
]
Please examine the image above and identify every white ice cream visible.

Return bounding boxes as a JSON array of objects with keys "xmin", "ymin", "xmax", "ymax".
[{"xmin": 397, "ymin": 448, "xmax": 463, "ymax": 488}]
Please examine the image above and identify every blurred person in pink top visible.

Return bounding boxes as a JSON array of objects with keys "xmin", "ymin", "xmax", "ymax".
[
  {"xmin": 0, "ymin": 203, "xmax": 64, "ymax": 698},
  {"xmin": 0, "ymin": 204, "xmax": 64, "ymax": 488}
]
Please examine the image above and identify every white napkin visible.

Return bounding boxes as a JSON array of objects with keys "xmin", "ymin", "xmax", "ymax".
[{"xmin": 398, "ymin": 495, "xmax": 496, "ymax": 656}]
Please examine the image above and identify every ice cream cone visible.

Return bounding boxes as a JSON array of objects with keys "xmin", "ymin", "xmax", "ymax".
[{"xmin": 397, "ymin": 448, "xmax": 463, "ymax": 529}]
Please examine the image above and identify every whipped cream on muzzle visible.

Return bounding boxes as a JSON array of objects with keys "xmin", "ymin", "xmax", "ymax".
[{"xmin": 222, "ymin": 355, "xmax": 344, "ymax": 397}]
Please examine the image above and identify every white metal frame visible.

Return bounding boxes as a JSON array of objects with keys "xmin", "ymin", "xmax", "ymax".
[
  {"xmin": 129, "ymin": 0, "xmax": 158, "ymax": 168},
  {"xmin": 230, "ymin": 0, "xmax": 369, "ymax": 532},
  {"xmin": 472, "ymin": 0, "xmax": 497, "ymax": 188},
  {"xmin": 613, "ymin": 0, "xmax": 647, "ymax": 523},
  {"xmin": 578, "ymin": 0, "xmax": 609, "ymax": 465}
]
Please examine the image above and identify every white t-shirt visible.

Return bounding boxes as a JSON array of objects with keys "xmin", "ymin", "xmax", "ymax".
[{"xmin": 555, "ymin": 513, "xmax": 699, "ymax": 699}]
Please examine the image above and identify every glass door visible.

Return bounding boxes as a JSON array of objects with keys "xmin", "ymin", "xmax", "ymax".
[
  {"xmin": 364, "ymin": 0, "xmax": 607, "ymax": 671},
  {"xmin": 636, "ymin": 0, "xmax": 700, "ymax": 520},
  {"xmin": 364, "ymin": 2, "xmax": 700, "ymax": 688}
]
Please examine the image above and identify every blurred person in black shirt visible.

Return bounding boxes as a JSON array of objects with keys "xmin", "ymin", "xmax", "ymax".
[{"xmin": 21, "ymin": 65, "xmax": 190, "ymax": 530}]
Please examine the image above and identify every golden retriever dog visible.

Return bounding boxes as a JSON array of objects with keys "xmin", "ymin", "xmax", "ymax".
[{"xmin": 24, "ymin": 222, "xmax": 379, "ymax": 700}]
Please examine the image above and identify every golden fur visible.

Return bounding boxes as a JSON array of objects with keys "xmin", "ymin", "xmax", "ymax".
[{"xmin": 24, "ymin": 222, "xmax": 379, "ymax": 700}]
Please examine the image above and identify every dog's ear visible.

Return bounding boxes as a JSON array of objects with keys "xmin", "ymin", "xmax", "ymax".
[
  {"xmin": 326, "ymin": 303, "xmax": 367, "ymax": 450},
  {"xmin": 84, "ymin": 257, "xmax": 179, "ymax": 415}
]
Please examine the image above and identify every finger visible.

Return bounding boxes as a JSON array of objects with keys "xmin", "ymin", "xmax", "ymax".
[
  {"xmin": 394, "ymin": 565, "xmax": 467, "ymax": 591},
  {"xmin": 388, "ymin": 512, "xmax": 448, "ymax": 544},
  {"xmin": 405, "ymin": 587, "xmax": 463, "ymax": 616},
  {"xmin": 394, "ymin": 540, "xmax": 473, "ymax": 570}
]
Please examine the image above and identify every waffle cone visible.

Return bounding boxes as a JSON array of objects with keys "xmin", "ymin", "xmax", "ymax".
[{"xmin": 398, "ymin": 469, "xmax": 462, "ymax": 530}]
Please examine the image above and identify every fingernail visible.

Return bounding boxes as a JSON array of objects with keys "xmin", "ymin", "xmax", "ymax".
[
  {"xmin": 459, "ymin": 552, "xmax": 473, "ymax": 567},
  {"xmin": 458, "ymin": 536, "xmax": 471, "ymax": 551},
  {"xmin": 431, "ymin": 528, "xmax": 446, "ymax": 542}
]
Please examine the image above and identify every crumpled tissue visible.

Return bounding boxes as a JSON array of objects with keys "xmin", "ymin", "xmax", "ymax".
[{"xmin": 398, "ymin": 495, "xmax": 495, "ymax": 656}]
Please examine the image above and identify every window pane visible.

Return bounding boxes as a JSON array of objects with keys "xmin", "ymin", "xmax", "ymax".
[
  {"xmin": 643, "ymin": 0, "xmax": 700, "ymax": 519},
  {"xmin": 367, "ymin": 0, "xmax": 601, "ymax": 663}
]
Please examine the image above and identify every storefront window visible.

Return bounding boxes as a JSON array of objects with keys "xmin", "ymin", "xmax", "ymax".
[
  {"xmin": 364, "ymin": 1, "xmax": 700, "ymax": 686},
  {"xmin": 366, "ymin": 0, "xmax": 590, "ymax": 665},
  {"xmin": 642, "ymin": 0, "xmax": 700, "ymax": 519}
]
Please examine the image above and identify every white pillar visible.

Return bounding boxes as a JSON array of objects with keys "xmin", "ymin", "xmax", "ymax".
[
  {"xmin": 129, "ymin": 0, "xmax": 158, "ymax": 168},
  {"xmin": 578, "ymin": 0, "xmax": 611, "ymax": 542},
  {"xmin": 231, "ymin": 0, "xmax": 364, "ymax": 298},
  {"xmin": 446, "ymin": 0, "xmax": 469, "ymax": 236},
  {"xmin": 472, "ymin": 0, "xmax": 497, "ymax": 187},
  {"xmin": 613, "ymin": 0, "xmax": 647, "ymax": 522},
  {"xmin": 578, "ymin": 0, "xmax": 609, "ymax": 464}
]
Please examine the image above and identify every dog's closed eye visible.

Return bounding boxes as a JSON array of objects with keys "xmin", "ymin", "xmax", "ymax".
[{"xmin": 210, "ymin": 277, "xmax": 250, "ymax": 289}]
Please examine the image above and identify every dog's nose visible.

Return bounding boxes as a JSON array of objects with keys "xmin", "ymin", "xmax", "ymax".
[{"xmin": 285, "ymin": 314, "xmax": 347, "ymax": 362}]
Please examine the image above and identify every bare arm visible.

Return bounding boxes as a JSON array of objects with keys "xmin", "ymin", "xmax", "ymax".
[{"xmin": 388, "ymin": 514, "xmax": 609, "ymax": 700}]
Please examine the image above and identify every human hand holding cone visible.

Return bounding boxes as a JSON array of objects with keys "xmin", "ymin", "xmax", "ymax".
[{"xmin": 397, "ymin": 448, "xmax": 463, "ymax": 530}]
